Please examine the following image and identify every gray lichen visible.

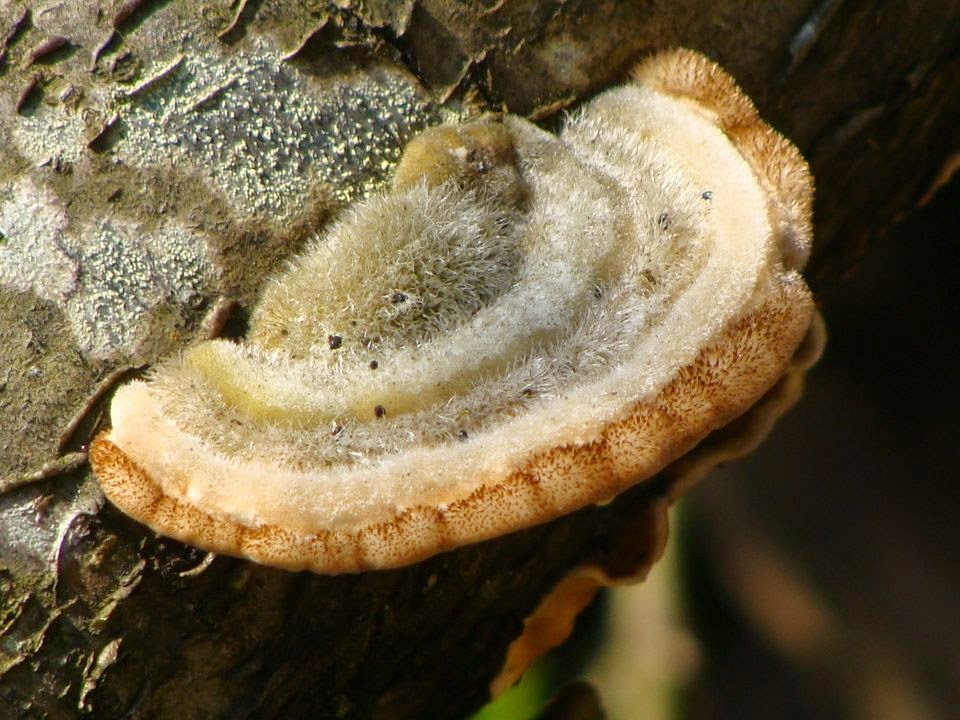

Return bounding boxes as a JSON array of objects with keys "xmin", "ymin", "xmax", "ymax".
[
  {"xmin": 0, "ymin": 176, "xmax": 211, "ymax": 358},
  {"xmin": 115, "ymin": 38, "xmax": 441, "ymax": 216}
]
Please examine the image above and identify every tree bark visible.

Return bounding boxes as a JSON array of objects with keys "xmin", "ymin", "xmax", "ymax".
[{"xmin": 1, "ymin": 1, "xmax": 957, "ymax": 718}]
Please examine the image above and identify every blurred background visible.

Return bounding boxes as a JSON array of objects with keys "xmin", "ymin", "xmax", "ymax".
[{"xmin": 474, "ymin": 159, "xmax": 959, "ymax": 719}]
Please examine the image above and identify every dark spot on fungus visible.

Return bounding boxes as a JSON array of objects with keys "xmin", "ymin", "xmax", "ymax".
[
  {"xmin": 391, "ymin": 292, "xmax": 407, "ymax": 304},
  {"xmin": 657, "ymin": 212, "xmax": 670, "ymax": 229},
  {"xmin": 327, "ymin": 334, "xmax": 343, "ymax": 350},
  {"xmin": 369, "ymin": 360, "xmax": 379, "ymax": 370},
  {"xmin": 521, "ymin": 388, "xmax": 534, "ymax": 397},
  {"xmin": 331, "ymin": 425, "xmax": 343, "ymax": 436},
  {"xmin": 701, "ymin": 190, "xmax": 713, "ymax": 200},
  {"xmin": 373, "ymin": 405, "xmax": 386, "ymax": 419},
  {"xmin": 467, "ymin": 148, "xmax": 492, "ymax": 174},
  {"xmin": 458, "ymin": 430, "xmax": 469, "ymax": 441}
]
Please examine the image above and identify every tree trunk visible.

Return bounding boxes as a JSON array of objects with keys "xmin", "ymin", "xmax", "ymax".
[{"xmin": 1, "ymin": 1, "xmax": 957, "ymax": 718}]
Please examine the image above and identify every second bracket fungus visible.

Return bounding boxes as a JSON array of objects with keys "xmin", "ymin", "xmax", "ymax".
[{"xmin": 91, "ymin": 49, "xmax": 818, "ymax": 574}]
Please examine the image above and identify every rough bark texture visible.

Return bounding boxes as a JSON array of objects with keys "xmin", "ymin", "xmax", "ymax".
[{"xmin": 0, "ymin": 1, "xmax": 957, "ymax": 718}]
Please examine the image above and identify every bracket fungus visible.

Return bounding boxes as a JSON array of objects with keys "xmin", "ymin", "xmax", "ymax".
[{"xmin": 91, "ymin": 49, "xmax": 819, "ymax": 575}]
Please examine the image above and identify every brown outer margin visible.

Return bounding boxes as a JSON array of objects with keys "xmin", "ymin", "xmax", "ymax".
[{"xmin": 90, "ymin": 281, "xmax": 812, "ymax": 575}]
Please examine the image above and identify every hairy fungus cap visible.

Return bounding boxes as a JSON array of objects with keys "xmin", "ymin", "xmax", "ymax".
[{"xmin": 91, "ymin": 48, "xmax": 817, "ymax": 574}]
